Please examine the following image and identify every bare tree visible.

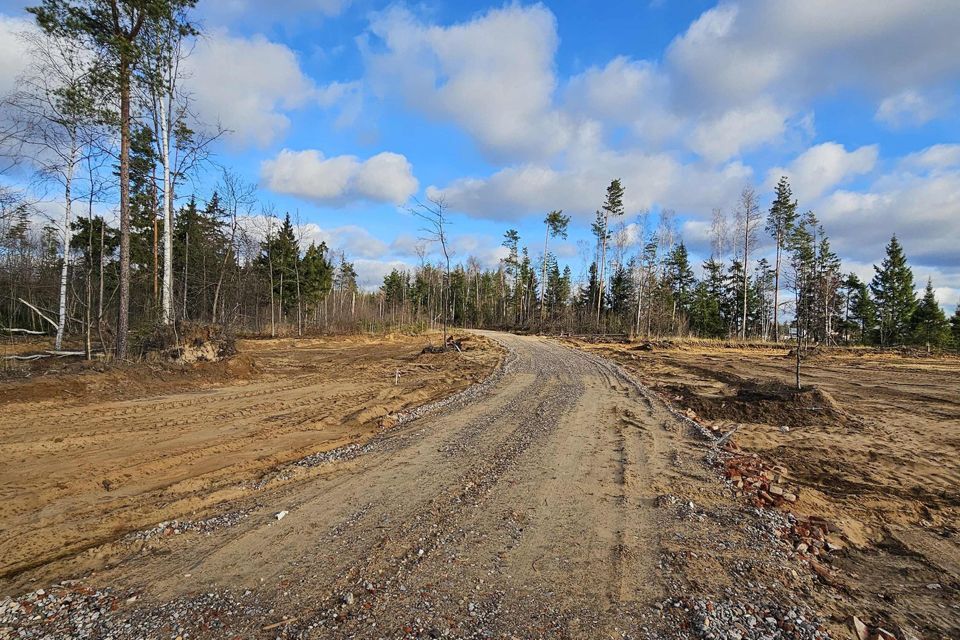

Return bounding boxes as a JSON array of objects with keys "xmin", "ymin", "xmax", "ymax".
[
  {"xmin": 710, "ymin": 206, "xmax": 729, "ymax": 262},
  {"xmin": 4, "ymin": 31, "xmax": 101, "ymax": 350},
  {"xmin": 735, "ymin": 186, "xmax": 761, "ymax": 340},
  {"xmin": 211, "ymin": 169, "xmax": 254, "ymax": 324},
  {"xmin": 410, "ymin": 195, "xmax": 452, "ymax": 347}
]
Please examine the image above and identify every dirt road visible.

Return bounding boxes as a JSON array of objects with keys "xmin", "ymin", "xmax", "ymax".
[{"xmin": 3, "ymin": 333, "xmax": 839, "ymax": 639}]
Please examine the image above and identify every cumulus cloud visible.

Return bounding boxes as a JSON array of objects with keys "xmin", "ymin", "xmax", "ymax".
[
  {"xmin": 260, "ymin": 149, "xmax": 418, "ymax": 205},
  {"xmin": 765, "ymin": 142, "xmax": 878, "ymax": 201},
  {"xmin": 564, "ymin": 56, "xmax": 681, "ymax": 145},
  {"xmin": 184, "ymin": 30, "xmax": 353, "ymax": 147},
  {"xmin": 430, "ymin": 146, "xmax": 752, "ymax": 223},
  {"xmin": 818, "ymin": 157, "xmax": 960, "ymax": 267},
  {"xmin": 687, "ymin": 101, "xmax": 789, "ymax": 163},
  {"xmin": 0, "ymin": 15, "xmax": 34, "ymax": 99},
  {"xmin": 362, "ymin": 4, "xmax": 578, "ymax": 161},
  {"xmin": 900, "ymin": 144, "xmax": 960, "ymax": 171},
  {"xmin": 875, "ymin": 90, "xmax": 945, "ymax": 128},
  {"xmin": 667, "ymin": 0, "xmax": 960, "ymax": 114}
]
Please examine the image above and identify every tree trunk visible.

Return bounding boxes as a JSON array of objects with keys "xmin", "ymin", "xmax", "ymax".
[
  {"xmin": 55, "ymin": 143, "xmax": 76, "ymax": 351},
  {"xmin": 741, "ymin": 222, "xmax": 749, "ymax": 341},
  {"xmin": 772, "ymin": 238, "xmax": 781, "ymax": 342},
  {"xmin": 160, "ymin": 89, "xmax": 174, "ymax": 325},
  {"xmin": 116, "ymin": 58, "xmax": 132, "ymax": 359}
]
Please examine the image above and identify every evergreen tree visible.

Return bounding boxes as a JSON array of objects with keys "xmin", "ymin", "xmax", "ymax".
[
  {"xmin": 766, "ymin": 176, "xmax": 798, "ymax": 341},
  {"xmin": 950, "ymin": 303, "xmax": 960, "ymax": 348},
  {"xmin": 910, "ymin": 279, "xmax": 949, "ymax": 347},
  {"xmin": 848, "ymin": 276, "xmax": 876, "ymax": 345},
  {"xmin": 664, "ymin": 242, "xmax": 695, "ymax": 319},
  {"xmin": 301, "ymin": 241, "xmax": 334, "ymax": 313},
  {"xmin": 870, "ymin": 235, "xmax": 916, "ymax": 345},
  {"xmin": 690, "ymin": 281, "xmax": 724, "ymax": 338},
  {"xmin": 257, "ymin": 213, "xmax": 300, "ymax": 318},
  {"xmin": 607, "ymin": 264, "xmax": 634, "ymax": 319},
  {"xmin": 579, "ymin": 262, "xmax": 601, "ymax": 311}
]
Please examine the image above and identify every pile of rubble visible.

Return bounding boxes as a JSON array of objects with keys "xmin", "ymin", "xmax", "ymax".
[
  {"xmin": 780, "ymin": 514, "xmax": 845, "ymax": 559},
  {"xmin": 722, "ymin": 447, "xmax": 799, "ymax": 507}
]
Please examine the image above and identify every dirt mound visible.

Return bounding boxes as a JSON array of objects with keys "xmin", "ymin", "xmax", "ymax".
[
  {"xmin": 663, "ymin": 381, "xmax": 848, "ymax": 428},
  {"xmin": 140, "ymin": 323, "xmax": 236, "ymax": 363}
]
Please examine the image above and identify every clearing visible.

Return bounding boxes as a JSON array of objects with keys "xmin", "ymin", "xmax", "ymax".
[
  {"xmin": 1, "ymin": 332, "xmax": 957, "ymax": 639},
  {"xmin": 570, "ymin": 338, "xmax": 960, "ymax": 639}
]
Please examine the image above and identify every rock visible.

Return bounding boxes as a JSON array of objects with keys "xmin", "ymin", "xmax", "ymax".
[
  {"xmin": 342, "ymin": 592, "xmax": 354, "ymax": 606},
  {"xmin": 769, "ymin": 485, "xmax": 785, "ymax": 496},
  {"xmin": 875, "ymin": 629, "xmax": 896, "ymax": 640},
  {"xmin": 275, "ymin": 511, "xmax": 288, "ymax": 521},
  {"xmin": 925, "ymin": 583, "xmax": 941, "ymax": 590},
  {"xmin": 851, "ymin": 616, "xmax": 870, "ymax": 640},
  {"xmin": 783, "ymin": 492, "xmax": 798, "ymax": 502}
]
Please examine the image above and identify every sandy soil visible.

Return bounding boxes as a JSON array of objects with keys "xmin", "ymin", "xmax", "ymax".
[
  {"xmin": 0, "ymin": 333, "xmax": 502, "ymax": 588},
  {"xmin": 569, "ymin": 339, "xmax": 960, "ymax": 638},
  {"xmin": 1, "ymin": 333, "xmax": 846, "ymax": 639}
]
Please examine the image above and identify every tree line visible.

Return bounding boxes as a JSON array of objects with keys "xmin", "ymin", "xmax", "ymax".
[
  {"xmin": 0, "ymin": 2, "xmax": 957, "ymax": 356},
  {"xmin": 380, "ymin": 177, "xmax": 958, "ymax": 350}
]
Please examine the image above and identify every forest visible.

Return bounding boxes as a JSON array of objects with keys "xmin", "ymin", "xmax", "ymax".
[{"xmin": 1, "ymin": 1, "xmax": 958, "ymax": 357}]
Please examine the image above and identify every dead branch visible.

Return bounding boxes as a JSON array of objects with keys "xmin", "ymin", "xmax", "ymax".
[
  {"xmin": 18, "ymin": 298, "xmax": 59, "ymax": 330},
  {"xmin": 3, "ymin": 349, "xmax": 91, "ymax": 361},
  {"xmin": 2, "ymin": 327, "xmax": 47, "ymax": 335}
]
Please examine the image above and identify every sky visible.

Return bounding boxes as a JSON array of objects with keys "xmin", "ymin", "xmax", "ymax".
[{"xmin": 0, "ymin": 0, "xmax": 958, "ymax": 311}]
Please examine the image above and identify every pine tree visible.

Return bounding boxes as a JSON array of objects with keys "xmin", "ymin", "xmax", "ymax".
[
  {"xmin": 664, "ymin": 242, "xmax": 695, "ymax": 326},
  {"xmin": 848, "ymin": 277, "xmax": 876, "ymax": 345},
  {"xmin": 950, "ymin": 303, "xmax": 960, "ymax": 348},
  {"xmin": 607, "ymin": 264, "xmax": 634, "ymax": 319},
  {"xmin": 870, "ymin": 235, "xmax": 917, "ymax": 346},
  {"xmin": 690, "ymin": 281, "xmax": 724, "ymax": 338},
  {"xmin": 30, "ymin": 0, "xmax": 200, "ymax": 358},
  {"xmin": 766, "ymin": 176, "xmax": 798, "ymax": 341},
  {"xmin": 302, "ymin": 241, "xmax": 334, "ymax": 315},
  {"xmin": 595, "ymin": 179, "xmax": 625, "ymax": 324},
  {"xmin": 910, "ymin": 279, "xmax": 949, "ymax": 347}
]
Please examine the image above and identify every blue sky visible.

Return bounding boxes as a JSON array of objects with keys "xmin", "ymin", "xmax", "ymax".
[{"xmin": 1, "ymin": 1, "xmax": 958, "ymax": 310}]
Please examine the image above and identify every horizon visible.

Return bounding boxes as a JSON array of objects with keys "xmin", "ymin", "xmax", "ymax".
[{"xmin": 0, "ymin": 0, "xmax": 957, "ymax": 312}]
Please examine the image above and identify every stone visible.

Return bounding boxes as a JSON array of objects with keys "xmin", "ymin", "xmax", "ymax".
[{"xmin": 851, "ymin": 616, "xmax": 870, "ymax": 640}]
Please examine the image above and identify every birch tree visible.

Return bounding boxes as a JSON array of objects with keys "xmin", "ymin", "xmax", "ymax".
[
  {"xmin": 734, "ymin": 186, "xmax": 761, "ymax": 340},
  {"xmin": 5, "ymin": 31, "xmax": 100, "ymax": 349}
]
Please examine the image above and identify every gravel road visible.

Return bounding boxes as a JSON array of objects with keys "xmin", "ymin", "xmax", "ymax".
[{"xmin": 3, "ymin": 333, "xmax": 835, "ymax": 639}]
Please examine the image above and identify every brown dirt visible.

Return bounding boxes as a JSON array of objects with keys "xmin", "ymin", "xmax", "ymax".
[
  {"xmin": 2, "ymin": 332, "xmax": 842, "ymax": 639},
  {"xmin": 0, "ymin": 332, "xmax": 502, "ymax": 588},
  {"xmin": 569, "ymin": 338, "xmax": 960, "ymax": 638}
]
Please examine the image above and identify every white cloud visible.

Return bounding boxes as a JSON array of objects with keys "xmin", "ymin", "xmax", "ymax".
[
  {"xmin": 875, "ymin": 90, "xmax": 946, "ymax": 128},
  {"xmin": 362, "ymin": 4, "xmax": 577, "ymax": 161},
  {"xmin": 184, "ymin": 30, "xmax": 351, "ymax": 147},
  {"xmin": 766, "ymin": 142, "xmax": 878, "ymax": 201},
  {"xmin": 261, "ymin": 148, "xmax": 418, "ymax": 205},
  {"xmin": 0, "ymin": 15, "xmax": 34, "ymax": 99},
  {"xmin": 564, "ymin": 56, "xmax": 681, "ymax": 145},
  {"xmin": 430, "ymin": 146, "xmax": 751, "ymax": 223},
  {"xmin": 687, "ymin": 101, "xmax": 789, "ymax": 163},
  {"xmin": 818, "ymin": 163, "xmax": 960, "ymax": 267},
  {"xmin": 900, "ymin": 144, "xmax": 960, "ymax": 172},
  {"xmin": 667, "ymin": 1, "xmax": 960, "ymax": 114}
]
